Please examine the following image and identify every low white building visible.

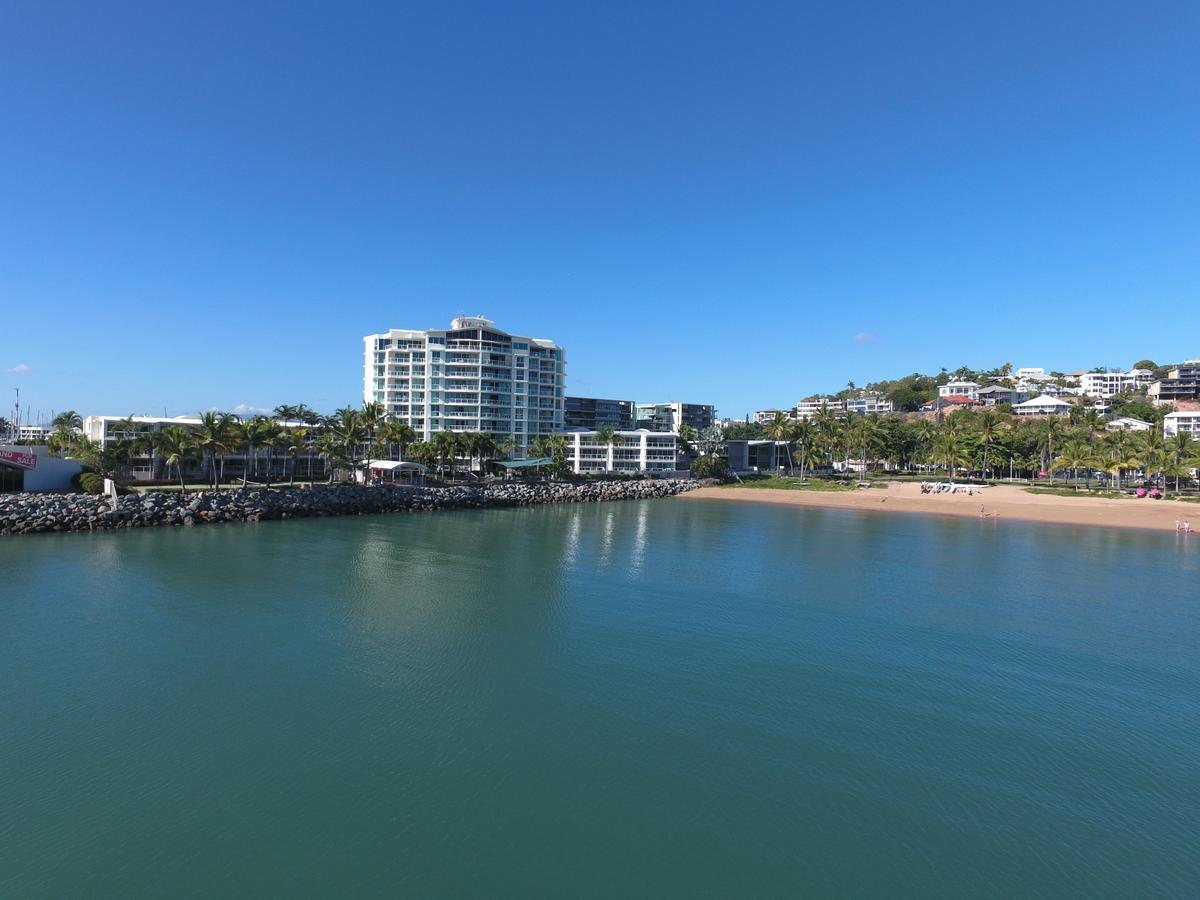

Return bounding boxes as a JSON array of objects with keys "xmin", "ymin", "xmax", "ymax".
[
  {"xmin": 938, "ymin": 380, "xmax": 980, "ymax": 400},
  {"xmin": 16, "ymin": 425, "xmax": 49, "ymax": 443},
  {"xmin": 84, "ymin": 415, "xmax": 204, "ymax": 445},
  {"xmin": 1016, "ymin": 367, "xmax": 1050, "ymax": 382},
  {"xmin": 1105, "ymin": 417, "xmax": 1153, "ymax": 432},
  {"xmin": 1078, "ymin": 369, "xmax": 1153, "ymax": 399},
  {"xmin": 1013, "ymin": 395, "xmax": 1074, "ymax": 417},
  {"xmin": 563, "ymin": 429, "xmax": 678, "ymax": 475},
  {"xmin": 1163, "ymin": 411, "xmax": 1200, "ymax": 439}
]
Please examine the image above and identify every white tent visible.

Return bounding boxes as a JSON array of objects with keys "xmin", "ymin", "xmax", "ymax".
[{"xmin": 358, "ymin": 460, "xmax": 426, "ymax": 483}]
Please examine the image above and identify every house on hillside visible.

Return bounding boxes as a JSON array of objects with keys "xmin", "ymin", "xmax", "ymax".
[{"xmin": 1013, "ymin": 395, "xmax": 1073, "ymax": 417}]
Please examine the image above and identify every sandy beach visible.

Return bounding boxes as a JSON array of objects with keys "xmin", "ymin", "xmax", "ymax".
[{"xmin": 680, "ymin": 481, "xmax": 1200, "ymax": 533}]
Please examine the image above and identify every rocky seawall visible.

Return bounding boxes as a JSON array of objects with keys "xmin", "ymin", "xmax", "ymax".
[{"xmin": 0, "ymin": 480, "xmax": 704, "ymax": 536}]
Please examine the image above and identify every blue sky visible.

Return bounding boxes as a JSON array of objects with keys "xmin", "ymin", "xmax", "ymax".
[{"xmin": 2, "ymin": 1, "xmax": 1197, "ymax": 424}]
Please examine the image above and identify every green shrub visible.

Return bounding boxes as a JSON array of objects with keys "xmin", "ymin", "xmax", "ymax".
[
  {"xmin": 691, "ymin": 454, "xmax": 729, "ymax": 478},
  {"xmin": 78, "ymin": 472, "xmax": 106, "ymax": 494}
]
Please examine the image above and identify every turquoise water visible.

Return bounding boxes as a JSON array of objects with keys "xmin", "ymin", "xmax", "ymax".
[{"xmin": 2, "ymin": 499, "xmax": 1198, "ymax": 897}]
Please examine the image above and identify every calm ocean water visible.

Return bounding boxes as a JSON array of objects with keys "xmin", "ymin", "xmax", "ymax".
[{"xmin": 1, "ymin": 499, "xmax": 1197, "ymax": 897}]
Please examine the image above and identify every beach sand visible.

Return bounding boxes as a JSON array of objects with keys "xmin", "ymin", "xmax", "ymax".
[{"xmin": 680, "ymin": 481, "xmax": 1200, "ymax": 533}]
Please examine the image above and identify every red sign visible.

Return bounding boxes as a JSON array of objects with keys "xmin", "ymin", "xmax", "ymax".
[{"xmin": 0, "ymin": 449, "xmax": 37, "ymax": 469}]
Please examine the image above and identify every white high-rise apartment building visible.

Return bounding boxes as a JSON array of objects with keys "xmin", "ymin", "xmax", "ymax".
[
  {"xmin": 363, "ymin": 316, "xmax": 565, "ymax": 457},
  {"xmin": 1078, "ymin": 369, "xmax": 1152, "ymax": 399}
]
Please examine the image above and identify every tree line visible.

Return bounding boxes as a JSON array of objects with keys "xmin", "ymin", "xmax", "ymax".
[{"xmin": 754, "ymin": 406, "xmax": 1200, "ymax": 491}]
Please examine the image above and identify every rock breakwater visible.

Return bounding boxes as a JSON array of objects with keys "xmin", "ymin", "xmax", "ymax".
[{"xmin": 0, "ymin": 480, "xmax": 704, "ymax": 536}]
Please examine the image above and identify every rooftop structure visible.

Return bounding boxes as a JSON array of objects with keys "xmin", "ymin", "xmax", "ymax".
[{"xmin": 365, "ymin": 316, "xmax": 565, "ymax": 458}]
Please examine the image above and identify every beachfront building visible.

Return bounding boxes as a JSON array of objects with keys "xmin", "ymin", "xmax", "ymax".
[
  {"xmin": 725, "ymin": 440, "xmax": 791, "ymax": 474},
  {"xmin": 364, "ymin": 316, "xmax": 565, "ymax": 459},
  {"xmin": 793, "ymin": 396, "xmax": 845, "ymax": 418},
  {"xmin": 1013, "ymin": 395, "xmax": 1074, "ymax": 417},
  {"xmin": 938, "ymin": 380, "xmax": 980, "ymax": 401},
  {"xmin": 1078, "ymin": 369, "xmax": 1153, "ymax": 399},
  {"xmin": 82, "ymin": 414, "xmax": 323, "ymax": 481},
  {"xmin": 1148, "ymin": 361, "xmax": 1200, "ymax": 407},
  {"xmin": 635, "ymin": 402, "xmax": 715, "ymax": 433},
  {"xmin": 755, "ymin": 409, "xmax": 788, "ymax": 425},
  {"xmin": 563, "ymin": 429, "xmax": 679, "ymax": 475},
  {"xmin": 83, "ymin": 414, "xmax": 205, "ymax": 445},
  {"xmin": 1163, "ymin": 411, "xmax": 1200, "ymax": 439},
  {"xmin": 845, "ymin": 393, "xmax": 894, "ymax": 415},
  {"xmin": 1105, "ymin": 417, "xmax": 1153, "ymax": 432},
  {"xmin": 564, "ymin": 396, "xmax": 634, "ymax": 431}
]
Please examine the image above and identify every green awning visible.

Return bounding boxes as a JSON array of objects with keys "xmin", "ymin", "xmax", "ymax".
[{"xmin": 495, "ymin": 457, "xmax": 554, "ymax": 469}]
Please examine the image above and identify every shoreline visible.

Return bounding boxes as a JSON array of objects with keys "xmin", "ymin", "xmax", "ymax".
[
  {"xmin": 0, "ymin": 480, "xmax": 703, "ymax": 537},
  {"xmin": 680, "ymin": 482, "xmax": 1199, "ymax": 534}
]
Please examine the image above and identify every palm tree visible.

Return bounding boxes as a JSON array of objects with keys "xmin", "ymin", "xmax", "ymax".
[
  {"xmin": 792, "ymin": 419, "xmax": 817, "ymax": 481},
  {"xmin": 195, "ymin": 411, "xmax": 235, "ymax": 489},
  {"xmin": 273, "ymin": 404, "xmax": 301, "ymax": 423},
  {"xmin": 473, "ymin": 433, "xmax": 499, "ymax": 477},
  {"xmin": 976, "ymin": 409, "xmax": 1005, "ymax": 480},
  {"xmin": 1166, "ymin": 432, "xmax": 1194, "ymax": 493},
  {"xmin": 432, "ymin": 430, "xmax": 460, "ymax": 481},
  {"xmin": 795, "ymin": 438, "xmax": 823, "ymax": 483},
  {"xmin": 155, "ymin": 426, "xmax": 195, "ymax": 494},
  {"xmin": 857, "ymin": 414, "xmax": 886, "ymax": 477},
  {"xmin": 317, "ymin": 430, "xmax": 348, "ymax": 483},
  {"xmin": 1040, "ymin": 417, "xmax": 1066, "ymax": 483},
  {"xmin": 259, "ymin": 420, "xmax": 284, "ymax": 487},
  {"xmin": 764, "ymin": 413, "xmax": 795, "ymax": 474},
  {"xmin": 1105, "ymin": 445, "xmax": 1142, "ymax": 491},
  {"xmin": 237, "ymin": 416, "xmax": 271, "ymax": 485},
  {"xmin": 283, "ymin": 427, "xmax": 309, "ymax": 487},
  {"xmin": 377, "ymin": 420, "xmax": 416, "ymax": 462},
  {"xmin": 1053, "ymin": 440, "xmax": 1095, "ymax": 490},
  {"xmin": 677, "ymin": 424, "xmax": 697, "ymax": 456},
  {"xmin": 933, "ymin": 430, "xmax": 969, "ymax": 479},
  {"xmin": 594, "ymin": 426, "xmax": 619, "ymax": 473}
]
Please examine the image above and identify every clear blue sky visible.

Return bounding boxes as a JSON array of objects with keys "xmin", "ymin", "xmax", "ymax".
[{"xmin": 2, "ymin": 1, "xmax": 1197, "ymax": 424}]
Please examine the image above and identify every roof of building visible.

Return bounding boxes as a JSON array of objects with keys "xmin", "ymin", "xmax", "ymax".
[
  {"xmin": 496, "ymin": 457, "xmax": 555, "ymax": 469},
  {"xmin": 1014, "ymin": 395, "xmax": 1073, "ymax": 408}
]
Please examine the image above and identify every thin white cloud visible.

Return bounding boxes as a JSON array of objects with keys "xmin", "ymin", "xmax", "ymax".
[
  {"xmin": 6, "ymin": 363, "xmax": 32, "ymax": 373},
  {"xmin": 853, "ymin": 332, "xmax": 876, "ymax": 344},
  {"xmin": 233, "ymin": 403, "xmax": 273, "ymax": 416}
]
